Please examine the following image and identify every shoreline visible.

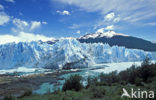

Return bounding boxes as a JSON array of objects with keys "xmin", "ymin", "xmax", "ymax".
[{"xmin": 0, "ymin": 70, "xmax": 81, "ymax": 99}]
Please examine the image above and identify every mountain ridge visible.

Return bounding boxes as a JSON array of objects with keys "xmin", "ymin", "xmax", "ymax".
[{"xmin": 78, "ymin": 31, "xmax": 156, "ymax": 51}]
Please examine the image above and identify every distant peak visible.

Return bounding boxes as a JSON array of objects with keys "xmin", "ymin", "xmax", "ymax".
[
  {"xmin": 97, "ymin": 31, "xmax": 129, "ymax": 38},
  {"xmin": 59, "ymin": 37, "xmax": 76, "ymax": 40},
  {"xmin": 152, "ymin": 41, "xmax": 156, "ymax": 44},
  {"xmin": 79, "ymin": 31, "xmax": 129, "ymax": 39}
]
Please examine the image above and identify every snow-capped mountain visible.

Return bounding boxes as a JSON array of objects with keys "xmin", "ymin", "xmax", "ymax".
[
  {"xmin": 0, "ymin": 39, "xmax": 153, "ymax": 70},
  {"xmin": 79, "ymin": 31, "xmax": 129, "ymax": 39},
  {"xmin": 152, "ymin": 41, "xmax": 156, "ymax": 44},
  {"xmin": 78, "ymin": 31, "xmax": 156, "ymax": 51}
]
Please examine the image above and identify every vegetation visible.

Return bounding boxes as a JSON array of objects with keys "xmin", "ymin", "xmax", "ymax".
[
  {"xmin": 4, "ymin": 95, "xmax": 16, "ymax": 100},
  {"xmin": 4, "ymin": 57, "xmax": 156, "ymax": 100},
  {"xmin": 19, "ymin": 89, "xmax": 32, "ymax": 98},
  {"xmin": 62, "ymin": 74, "xmax": 83, "ymax": 91}
]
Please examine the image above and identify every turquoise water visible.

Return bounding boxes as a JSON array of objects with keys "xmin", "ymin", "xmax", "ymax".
[
  {"xmin": 33, "ymin": 82, "xmax": 54, "ymax": 95},
  {"xmin": 33, "ymin": 67, "xmax": 104, "ymax": 94},
  {"xmin": 30, "ymin": 61, "xmax": 151, "ymax": 95}
]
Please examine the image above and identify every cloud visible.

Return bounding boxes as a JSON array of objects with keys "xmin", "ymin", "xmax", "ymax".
[
  {"xmin": 62, "ymin": 10, "xmax": 70, "ymax": 15},
  {"xmin": 76, "ymin": 30, "xmax": 80, "ymax": 34},
  {"xmin": 12, "ymin": 18, "xmax": 29, "ymax": 30},
  {"xmin": 0, "ymin": 12, "xmax": 10, "ymax": 25},
  {"xmin": 69, "ymin": 23, "xmax": 90, "ymax": 29},
  {"xmin": 12, "ymin": 18, "xmax": 47, "ymax": 32},
  {"xmin": 18, "ymin": 32, "xmax": 54, "ymax": 42},
  {"xmin": 94, "ymin": 12, "xmax": 120, "ymax": 29},
  {"xmin": 104, "ymin": 13, "xmax": 120, "ymax": 23},
  {"xmin": 5, "ymin": 0, "xmax": 15, "ymax": 3},
  {"xmin": 105, "ymin": 25, "xmax": 114, "ymax": 30},
  {"xmin": 114, "ymin": 17, "xmax": 120, "ymax": 23},
  {"xmin": 144, "ymin": 22, "xmax": 156, "ymax": 26},
  {"xmin": 42, "ymin": 21, "xmax": 47, "ymax": 24},
  {"xmin": 0, "ymin": 4, "xmax": 10, "ymax": 26},
  {"xmin": 55, "ymin": 0, "xmax": 156, "ymax": 23},
  {"xmin": 30, "ymin": 21, "xmax": 41, "ymax": 30},
  {"xmin": 104, "ymin": 13, "xmax": 115, "ymax": 21},
  {"xmin": 0, "ymin": 32, "xmax": 55, "ymax": 44},
  {"xmin": 56, "ymin": 10, "xmax": 70, "ymax": 15},
  {"xmin": 96, "ymin": 25, "xmax": 114, "ymax": 33},
  {"xmin": 69, "ymin": 24, "xmax": 80, "ymax": 29},
  {"xmin": 0, "ymin": 4, "xmax": 4, "ymax": 10},
  {"xmin": 96, "ymin": 28, "xmax": 105, "ymax": 33},
  {"xmin": 104, "ymin": 12, "xmax": 120, "ymax": 23},
  {"xmin": 0, "ymin": 35, "xmax": 19, "ymax": 44}
]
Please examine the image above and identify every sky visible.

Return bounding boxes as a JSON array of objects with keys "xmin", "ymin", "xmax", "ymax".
[{"xmin": 0, "ymin": 0, "xmax": 156, "ymax": 44}]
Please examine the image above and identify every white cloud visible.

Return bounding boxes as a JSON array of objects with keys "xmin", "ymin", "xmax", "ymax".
[
  {"xmin": 144, "ymin": 22, "xmax": 156, "ymax": 26},
  {"xmin": 96, "ymin": 25, "xmax": 114, "ymax": 33},
  {"xmin": 105, "ymin": 25, "xmax": 114, "ymax": 30},
  {"xmin": 30, "ymin": 21, "xmax": 41, "ymax": 30},
  {"xmin": 18, "ymin": 32, "xmax": 54, "ymax": 42},
  {"xmin": 104, "ymin": 13, "xmax": 115, "ymax": 21},
  {"xmin": 104, "ymin": 12, "xmax": 120, "ymax": 22},
  {"xmin": 12, "ymin": 18, "xmax": 47, "ymax": 31},
  {"xmin": 42, "ymin": 21, "xmax": 47, "ymax": 24},
  {"xmin": 76, "ymin": 30, "xmax": 80, "ymax": 34},
  {"xmin": 5, "ymin": 0, "xmax": 15, "ymax": 3},
  {"xmin": 0, "ymin": 4, "xmax": 10, "ymax": 26},
  {"xmin": 0, "ymin": 34, "xmax": 19, "ymax": 44},
  {"xmin": 12, "ymin": 18, "xmax": 29, "ymax": 30},
  {"xmin": 96, "ymin": 28, "xmax": 104, "ymax": 33},
  {"xmin": 0, "ymin": 32, "xmax": 55, "ymax": 44},
  {"xmin": 69, "ymin": 24, "xmax": 80, "ymax": 29},
  {"xmin": 0, "ymin": 12, "xmax": 10, "ymax": 25},
  {"xmin": 62, "ymin": 10, "xmax": 70, "ymax": 15},
  {"xmin": 0, "ymin": 4, "xmax": 4, "ymax": 10},
  {"xmin": 56, "ymin": 10, "xmax": 70, "ymax": 15},
  {"xmin": 94, "ymin": 12, "xmax": 120, "ymax": 29},
  {"xmin": 114, "ymin": 17, "xmax": 120, "ymax": 23},
  {"xmin": 55, "ymin": 0, "xmax": 156, "ymax": 23}
]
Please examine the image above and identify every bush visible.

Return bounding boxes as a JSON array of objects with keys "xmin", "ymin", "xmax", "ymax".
[
  {"xmin": 99, "ymin": 71, "xmax": 119, "ymax": 84},
  {"xmin": 90, "ymin": 86, "xmax": 106, "ymax": 98},
  {"xmin": 62, "ymin": 74, "xmax": 83, "ymax": 91},
  {"xmin": 138, "ymin": 57, "xmax": 156, "ymax": 82},
  {"xmin": 141, "ymin": 57, "xmax": 151, "ymax": 66},
  {"xmin": 4, "ymin": 95, "xmax": 16, "ymax": 100},
  {"xmin": 19, "ymin": 89, "xmax": 32, "ymax": 98},
  {"xmin": 86, "ymin": 76, "xmax": 98, "ymax": 88},
  {"xmin": 99, "ymin": 57, "xmax": 156, "ymax": 85},
  {"xmin": 135, "ymin": 78, "xmax": 143, "ymax": 86}
]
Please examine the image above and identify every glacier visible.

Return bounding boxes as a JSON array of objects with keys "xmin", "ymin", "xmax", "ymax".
[{"xmin": 0, "ymin": 39, "xmax": 153, "ymax": 70}]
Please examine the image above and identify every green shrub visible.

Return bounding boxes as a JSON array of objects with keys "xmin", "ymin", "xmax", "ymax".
[
  {"xmin": 135, "ymin": 78, "xmax": 143, "ymax": 86},
  {"xmin": 99, "ymin": 71, "xmax": 119, "ymax": 84},
  {"xmin": 86, "ymin": 76, "xmax": 99, "ymax": 88},
  {"xmin": 62, "ymin": 74, "xmax": 83, "ymax": 91},
  {"xmin": 99, "ymin": 57, "xmax": 156, "ymax": 86},
  {"xmin": 19, "ymin": 89, "xmax": 32, "ymax": 98},
  {"xmin": 141, "ymin": 57, "xmax": 151, "ymax": 66},
  {"xmin": 90, "ymin": 86, "xmax": 106, "ymax": 98},
  {"xmin": 4, "ymin": 95, "xmax": 16, "ymax": 100}
]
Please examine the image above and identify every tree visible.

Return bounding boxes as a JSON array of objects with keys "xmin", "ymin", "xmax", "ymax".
[
  {"xmin": 62, "ymin": 74, "xmax": 83, "ymax": 91},
  {"xmin": 141, "ymin": 57, "xmax": 151, "ymax": 66}
]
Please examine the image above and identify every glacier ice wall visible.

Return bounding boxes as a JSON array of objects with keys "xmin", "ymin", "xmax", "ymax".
[{"xmin": 0, "ymin": 39, "xmax": 153, "ymax": 69}]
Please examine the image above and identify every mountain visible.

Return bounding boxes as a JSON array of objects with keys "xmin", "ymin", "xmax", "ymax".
[
  {"xmin": 152, "ymin": 41, "xmax": 156, "ymax": 44},
  {"xmin": 78, "ymin": 31, "xmax": 156, "ymax": 51},
  {"xmin": 0, "ymin": 39, "xmax": 153, "ymax": 70}
]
